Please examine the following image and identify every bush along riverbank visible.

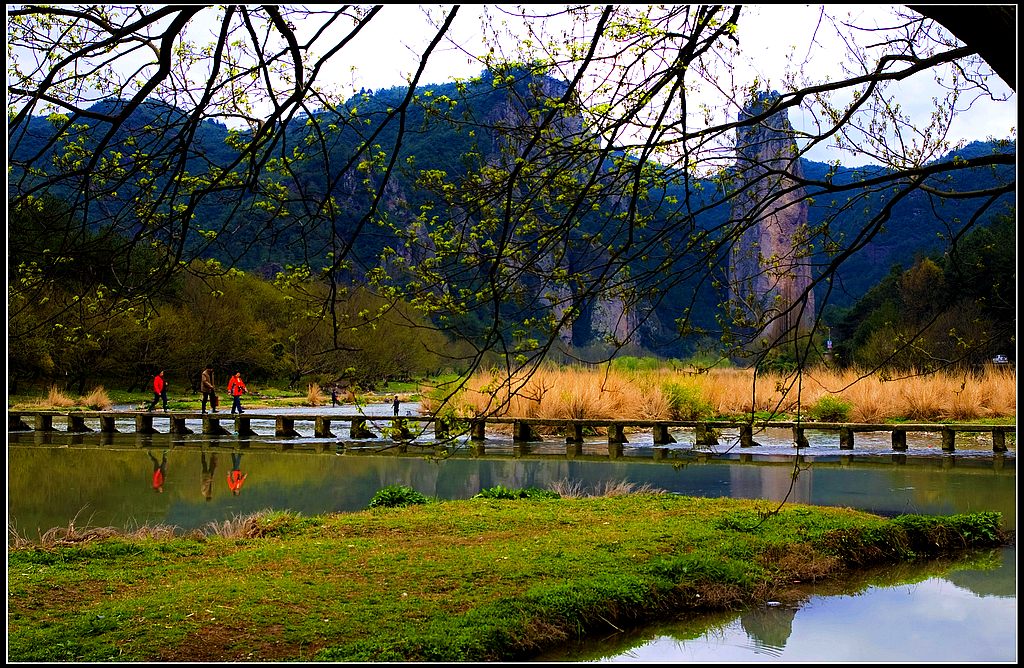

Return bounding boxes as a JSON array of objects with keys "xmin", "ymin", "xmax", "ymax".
[{"xmin": 7, "ymin": 493, "xmax": 1010, "ymax": 662}]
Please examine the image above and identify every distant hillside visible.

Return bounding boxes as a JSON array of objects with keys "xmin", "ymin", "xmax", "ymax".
[{"xmin": 7, "ymin": 74, "xmax": 1015, "ymax": 358}]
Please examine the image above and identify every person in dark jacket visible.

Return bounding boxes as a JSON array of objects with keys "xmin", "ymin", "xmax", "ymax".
[
  {"xmin": 201, "ymin": 364, "xmax": 218, "ymax": 414},
  {"xmin": 201, "ymin": 449, "xmax": 217, "ymax": 502}
]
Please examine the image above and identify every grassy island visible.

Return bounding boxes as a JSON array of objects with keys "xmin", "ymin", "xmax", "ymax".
[{"xmin": 7, "ymin": 493, "xmax": 1010, "ymax": 662}]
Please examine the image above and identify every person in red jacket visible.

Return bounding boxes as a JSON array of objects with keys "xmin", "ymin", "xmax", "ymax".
[
  {"xmin": 227, "ymin": 451, "xmax": 247, "ymax": 496},
  {"xmin": 227, "ymin": 371, "xmax": 247, "ymax": 414},
  {"xmin": 148, "ymin": 370, "xmax": 169, "ymax": 412}
]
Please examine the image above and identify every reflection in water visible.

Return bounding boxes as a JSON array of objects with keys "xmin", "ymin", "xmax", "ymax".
[
  {"xmin": 201, "ymin": 450, "xmax": 218, "ymax": 502},
  {"xmin": 227, "ymin": 451, "xmax": 248, "ymax": 496},
  {"xmin": 738, "ymin": 605, "xmax": 795, "ymax": 656},
  {"xmin": 7, "ymin": 436, "xmax": 1016, "ymax": 539},
  {"xmin": 6, "ymin": 433, "xmax": 1017, "ymax": 663},
  {"xmin": 148, "ymin": 450, "xmax": 168, "ymax": 494},
  {"xmin": 536, "ymin": 547, "xmax": 1017, "ymax": 663}
]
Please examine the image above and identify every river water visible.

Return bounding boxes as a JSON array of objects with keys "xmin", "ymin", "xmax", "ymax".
[{"xmin": 6, "ymin": 403, "xmax": 1018, "ymax": 662}]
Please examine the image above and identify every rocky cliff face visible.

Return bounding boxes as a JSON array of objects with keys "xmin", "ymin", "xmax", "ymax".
[
  {"xmin": 728, "ymin": 91, "xmax": 816, "ymax": 345},
  {"xmin": 483, "ymin": 73, "xmax": 651, "ymax": 351}
]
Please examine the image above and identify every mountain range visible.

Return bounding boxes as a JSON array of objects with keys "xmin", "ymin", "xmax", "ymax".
[{"xmin": 8, "ymin": 72, "xmax": 1015, "ymax": 358}]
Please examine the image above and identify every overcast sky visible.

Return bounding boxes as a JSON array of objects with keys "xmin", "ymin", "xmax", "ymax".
[
  {"xmin": 314, "ymin": 4, "xmax": 1016, "ymax": 166},
  {"xmin": 9, "ymin": 4, "xmax": 1016, "ymax": 167}
]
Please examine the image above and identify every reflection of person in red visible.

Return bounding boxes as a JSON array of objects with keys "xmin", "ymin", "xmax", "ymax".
[
  {"xmin": 149, "ymin": 450, "xmax": 168, "ymax": 493},
  {"xmin": 227, "ymin": 451, "xmax": 247, "ymax": 496},
  {"xmin": 201, "ymin": 450, "xmax": 218, "ymax": 502}
]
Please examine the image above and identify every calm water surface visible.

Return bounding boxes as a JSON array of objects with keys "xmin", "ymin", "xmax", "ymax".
[
  {"xmin": 535, "ymin": 546, "xmax": 1016, "ymax": 663},
  {"xmin": 6, "ymin": 404, "xmax": 1017, "ymax": 662}
]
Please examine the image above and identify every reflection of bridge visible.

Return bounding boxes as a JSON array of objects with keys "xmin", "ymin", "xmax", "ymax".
[{"xmin": 8, "ymin": 410, "xmax": 1013, "ymax": 454}]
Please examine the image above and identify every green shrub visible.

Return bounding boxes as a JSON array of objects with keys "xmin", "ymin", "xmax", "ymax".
[
  {"xmin": 368, "ymin": 485, "xmax": 430, "ymax": 508},
  {"xmin": 609, "ymin": 356, "xmax": 663, "ymax": 372},
  {"xmin": 473, "ymin": 485, "xmax": 560, "ymax": 500},
  {"xmin": 661, "ymin": 382, "xmax": 713, "ymax": 420},
  {"xmin": 808, "ymin": 395, "xmax": 853, "ymax": 422}
]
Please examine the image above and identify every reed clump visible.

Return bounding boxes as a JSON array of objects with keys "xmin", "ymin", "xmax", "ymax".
[
  {"xmin": 306, "ymin": 382, "xmax": 326, "ymax": 406},
  {"xmin": 45, "ymin": 385, "xmax": 77, "ymax": 408},
  {"xmin": 20, "ymin": 385, "xmax": 113, "ymax": 411},
  {"xmin": 428, "ymin": 364, "xmax": 1015, "ymax": 423}
]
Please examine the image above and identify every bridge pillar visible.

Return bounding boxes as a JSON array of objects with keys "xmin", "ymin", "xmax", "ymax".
[
  {"xmin": 470, "ymin": 419, "xmax": 486, "ymax": 441},
  {"xmin": 512, "ymin": 420, "xmax": 536, "ymax": 442},
  {"xmin": 276, "ymin": 417, "xmax": 299, "ymax": 437},
  {"xmin": 992, "ymin": 430, "xmax": 1007, "ymax": 453},
  {"xmin": 169, "ymin": 416, "xmax": 193, "ymax": 435},
  {"xmin": 941, "ymin": 428, "xmax": 956, "ymax": 452},
  {"xmin": 739, "ymin": 424, "xmax": 758, "ymax": 447},
  {"xmin": 350, "ymin": 417, "xmax": 376, "ymax": 439},
  {"xmin": 391, "ymin": 418, "xmax": 414, "ymax": 441},
  {"xmin": 792, "ymin": 426, "xmax": 809, "ymax": 448},
  {"xmin": 99, "ymin": 415, "xmax": 119, "ymax": 433},
  {"xmin": 891, "ymin": 429, "xmax": 908, "ymax": 451},
  {"xmin": 236, "ymin": 417, "xmax": 257, "ymax": 438},
  {"xmin": 315, "ymin": 417, "xmax": 335, "ymax": 438},
  {"xmin": 694, "ymin": 423, "xmax": 717, "ymax": 446},
  {"xmin": 839, "ymin": 427, "xmax": 854, "ymax": 450},
  {"xmin": 34, "ymin": 414, "xmax": 54, "ymax": 432},
  {"xmin": 203, "ymin": 417, "xmax": 232, "ymax": 436},
  {"xmin": 9, "ymin": 413, "xmax": 32, "ymax": 431},
  {"xmin": 136, "ymin": 415, "xmax": 158, "ymax": 435},
  {"xmin": 68, "ymin": 414, "xmax": 93, "ymax": 432},
  {"xmin": 433, "ymin": 416, "xmax": 449, "ymax": 440},
  {"xmin": 652, "ymin": 424, "xmax": 676, "ymax": 444}
]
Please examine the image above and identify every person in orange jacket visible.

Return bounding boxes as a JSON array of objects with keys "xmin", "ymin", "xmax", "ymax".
[
  {"xmin": 227, "ymin": 371, "xmax": 247, "ymax": 414},
  {"xmin": 227, "ymin": 451, "xmax": 247, "ymax": 496},
  {"xmin": 148, "ymin": 370, "xmax": 169, "ymax": 412}
]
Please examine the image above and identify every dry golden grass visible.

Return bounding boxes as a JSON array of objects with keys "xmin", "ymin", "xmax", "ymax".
[
  {"xmin": 548, "ymin": 478, "xmax": 667, "ymax": 498},
  {"xmin": 9, "ymin": 510, "xmax": 283, "ymax": 547},
  {"xmin": 439, "ymin": 364, "xmax": 1015, "ymax": 423},
  {"xmin": 306, "ymin": 382, "xmax": 326, "ymax": 406},
  {"xmin": 81, "ymin": 386, "xmax": 112, "ymax": 410},
  {"xmin": 45, "ymin": 385, "xmax": 77, "ymax": 408},
  {"xmin": 17, "ymin": 385, "xmax": 113, "ymax": 411},
  {"xmin": 202, "ymin": 511, "xmax": 277, "ymax": 539}
]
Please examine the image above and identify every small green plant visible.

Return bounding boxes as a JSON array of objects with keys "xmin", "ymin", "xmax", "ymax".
[
  {"xmin": 610, "ymin": 356, "xmax": 663, "ymax": 372},
  {"xmin": 368, "ymin": 485, "xmax": 430, "ymax": 508},
  {"xmin": 473, "ymin": 485, "xmax": 560, "ymax": 500},
  {"xmin": 661, "ymin": 382, "xmax": 713, "ymax": 420},
  {"xmin": 808, "ymin": 395, "xmax": 853, "ymax": 422}
]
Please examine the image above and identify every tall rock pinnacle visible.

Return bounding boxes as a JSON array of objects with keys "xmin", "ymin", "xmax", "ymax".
[{"xmin": 728, "ymin": 91, "xmax": 816, "ymax": 346}]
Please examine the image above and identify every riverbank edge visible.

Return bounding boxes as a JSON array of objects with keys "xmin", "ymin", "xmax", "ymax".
[{"xmin": 6, "ymin": 496, "xmax": 1011, "ymax": 662}]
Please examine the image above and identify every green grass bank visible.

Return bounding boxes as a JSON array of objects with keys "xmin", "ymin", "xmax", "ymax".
[{"xmin": 7, "ymin": 495, "xmax": 1009, "ymax": 662}]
